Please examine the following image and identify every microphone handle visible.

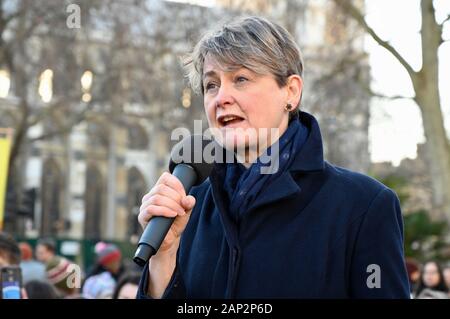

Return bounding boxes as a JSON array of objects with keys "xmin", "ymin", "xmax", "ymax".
[{"xmin": 133, "ymin": 164, "xmax": 197, "ymax": 266}]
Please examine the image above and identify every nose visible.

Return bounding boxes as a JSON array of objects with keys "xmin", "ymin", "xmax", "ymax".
[{"xmin": 214, "ymin": 82, "xmax": 235, "ymax": 109}]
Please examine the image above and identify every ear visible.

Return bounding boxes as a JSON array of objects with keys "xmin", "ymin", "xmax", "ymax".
[{"xmin": 285, "ymin": 75, "xmax": 303, "ymax": 110}]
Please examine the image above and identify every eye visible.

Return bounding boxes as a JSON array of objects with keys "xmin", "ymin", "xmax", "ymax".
[
  {"xmin": 205, "ymin": 82, "xmax": 218, "ymax": 92},
  {"xmin": 235, "ymin": 76, "xmax": 248, "ymax": 83}
]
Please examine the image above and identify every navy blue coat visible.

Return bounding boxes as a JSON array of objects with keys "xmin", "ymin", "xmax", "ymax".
[{"xmin": 138, "ymin": 111, "xmax": 410, "ymax": 299}]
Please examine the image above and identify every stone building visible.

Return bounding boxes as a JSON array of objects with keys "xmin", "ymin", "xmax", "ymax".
[{"xmin": 0, "ymin": 0, "xmax": 370, "ymax": 242}]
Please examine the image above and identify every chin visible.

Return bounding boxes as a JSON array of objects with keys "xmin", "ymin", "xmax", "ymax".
[
  {"xmin": 223, "ymin": 132, "xmax": 262, "ymax": 157},
  {"xmin": 209, "ymin": 125, "xmax": 263, "ymax": 153}
]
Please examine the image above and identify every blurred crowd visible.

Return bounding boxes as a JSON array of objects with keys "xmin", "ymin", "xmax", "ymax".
[
  {"xmin": 2, "ymin": 230, "xmax": 450, "ymax": 299},
  {"xmin": 406, "ymin": 258, "xmax": 450, "ymax": 299},
  {"xmin": 0, "ymin": 231, "xmax": 141, "ymax": 299}
]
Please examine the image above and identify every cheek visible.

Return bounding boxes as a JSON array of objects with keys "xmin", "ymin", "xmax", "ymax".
[
  {"xmin": 238, "ymin": 95, "xmax": 261, "ymax": 124},
  {"xmin": 204, "ymin": 101, "xmax": 216, "ymax": 125},
  {"xmin": 247, "ymin": 103, "xmax": 282, "ymax": 129},
  {"xmin": 424, "ymin": 274, "xmax": 437, "ymax": 284}
]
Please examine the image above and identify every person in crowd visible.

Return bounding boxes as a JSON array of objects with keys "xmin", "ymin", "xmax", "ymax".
[
  {"xmin": 18, "ymin": 242, "xmax": 47, "ymax": 284},
  {"xmin": 45, "ymin": 255, "xmax": 81, "ymax": 298},
  {"xmin": 405, "ymin": 257, "xmax": 421, "ymax": 298},
  {"xmin": 35, "ymin": 238, "xmax": 57, "ymax": 265},
  {"xmin": 0, "ymin": 231, "xmax": 20, "ymax": 267},
  {"xmin": 24, "ymin": 280, "xmax": 60, "ymax": 299},
  {"xmin": 0, "ymin": 232, "xmax": 28, "ymax": 298},
  {"xmin": 112, "ymin": 272, "xmax": 140, "ymax": 299},
  {"xmin": 415, "ymin": 261, "xmax": 449, "ymax": 299},
  {"xmin": 442, "ymin": 263, "xmax": 450, "ymax": 295},
  {"xmin": 82, "ymin": 242, "xmax": 124, "ymax": 299}
]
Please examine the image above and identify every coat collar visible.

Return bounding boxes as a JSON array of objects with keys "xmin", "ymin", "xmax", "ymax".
[
  {"xmin": 250, "ymin": 111, "xmax": 326, "ymax": 209},
  {"xmin": 289, "ymin": 110, "xmax": 325, "ymax": 172},
  {"xmin": 210, "ymin": 110, "xmax": 326, "ymax": 216}
]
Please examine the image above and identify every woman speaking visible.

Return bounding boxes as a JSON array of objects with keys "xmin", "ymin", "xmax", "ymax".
[{"xmin": 136, "ymin": 16, "xmax": 410, "ymax": 299}]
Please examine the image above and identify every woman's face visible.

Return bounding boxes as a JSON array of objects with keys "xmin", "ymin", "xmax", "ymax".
[
  {"xmin": 202, "ymin": 55, "xmax": 302, "ymax": 154},
  {"xmin": 423, "ymin": 262, "xmax": 441, "ymax": 288}
]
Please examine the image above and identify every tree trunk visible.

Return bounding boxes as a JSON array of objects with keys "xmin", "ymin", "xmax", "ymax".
[
  {"xmin": 412, "ymin": 0, "xmax": 450, "ymax": 222},
  {"xmin": 415, "ymin": 87, "xmax": 450, "ymax": 221}
]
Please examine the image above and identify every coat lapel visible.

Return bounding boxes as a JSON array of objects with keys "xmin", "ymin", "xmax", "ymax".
[
  {"xmin": 209, "ymin": 111, "xmax": 327, "ymax": 224},
  {"xmin": 246, "ymin": 111, "xmax": 326, "ymax": 211},
  {"xmin": 250, "ymin": 171, "xmax": 301, "ymax": 210},
  {"xmin": 209, "ymin": 170, "xmax": 240, "ymax": 245}
]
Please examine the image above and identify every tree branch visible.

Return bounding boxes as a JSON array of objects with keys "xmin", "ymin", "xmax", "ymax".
[
  {"xmin": 368, "ymin": 90, "xmax": 415, "ymax": 100},
  {"xmin": 440, "ymin": 14, "xmax": 450, "ymax": 44},
  {"xmin": 333, "ymin": 0, "xmax": 418, "ymax": 80},
  {"xmin": 0, "ymin": 107, "xmax": 20, "ymax": 126},
  {"xmin": 315, "ymin": 51, "xmax": 367, "ymax": 85},
  {"xmin": 358, "ymin": 78, "xmax": 415, "ymax": 100},
  {"xmin": 28, "ymin": 104, "xmax": 93, "ymax": 142},
  {"xmin": 441, "ymin": 14, "xmax": 450, "ymax": 26},
  {"xmin": 26, "ymin": 93, "xmax": 86, "ymax": 128}
]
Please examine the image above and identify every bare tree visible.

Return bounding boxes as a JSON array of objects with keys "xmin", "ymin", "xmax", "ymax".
[
  {"xmin": 0, "ymin": 0, "xmax": 100, "ymax": 179},
  {"xmin": 332, "ymin": 0, "xmax": 450, "ymax": 222},
  {"xmin": 0, "ymin": 0, "xmax": 206, "ymax": 181}
]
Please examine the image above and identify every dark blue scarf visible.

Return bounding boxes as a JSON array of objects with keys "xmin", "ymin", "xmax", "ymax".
[{"xmin": 222, "ymin": 115, "xmax": 309, "ymax": 221}]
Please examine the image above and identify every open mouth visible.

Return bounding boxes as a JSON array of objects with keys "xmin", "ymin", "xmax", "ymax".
[{"xmin": 218, "ymin": 115, "xmax": 245, "ymax": 127}]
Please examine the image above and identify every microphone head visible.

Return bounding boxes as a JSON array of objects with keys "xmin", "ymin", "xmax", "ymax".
[{"xmin": 169, "ymin": 135, "xmax": 215, "ymax": 185}]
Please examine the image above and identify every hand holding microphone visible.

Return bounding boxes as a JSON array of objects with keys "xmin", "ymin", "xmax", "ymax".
[
  {"xmin": 136, "ymin": 171, "xmax": 196, "ymax": 298},
  {"xmin": 137, "ymin": 172, "xmax": 196, "ymax": 254},
  {"xmin": 134, "ymin": 135, "xmax": 214, "ymax": 267},
  {"xmin": 133, "ymin": 135, "xmax": 215, "ymax": 297}
]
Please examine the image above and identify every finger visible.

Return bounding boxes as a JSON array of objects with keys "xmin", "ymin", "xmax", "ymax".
[
  {"xmin": 142, "ymin": 205, "xmax": 179, "ymax": 221},
  {"xmin": 141, "ymin": 172, "xmax": 172, "ymax": 203},
  {"xmin": 142, "ymin": 173, "xmax": 186, "ymax": 203},
  {"xmin": 181, "ymin": 195, "xmax": 196, "ymax": 211},
  {"xmin": 159, "ymin": 172, "xmax": 186, "ymax": 197},
  {"xmin": 143, "ymin": 184, "xmax": 182, "ymax": 205},
  {"xmin": 141, "ymin": 192, "xmax": 152, "ymax": 204},
  {"xmin": 142, "ymin": 194, "xmax": 185, "ymax": 215},
  {"xmin": 138, "ymin": 210, "xmax": 150, "ymax": 228}
]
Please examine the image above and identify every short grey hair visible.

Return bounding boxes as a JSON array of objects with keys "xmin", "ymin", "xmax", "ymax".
[{"xmin": 183, "ymin": 16, "xmax": 304, "ymax": 109}]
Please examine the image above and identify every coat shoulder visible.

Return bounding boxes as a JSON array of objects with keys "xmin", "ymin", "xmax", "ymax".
[{"xmin": 324, "ymin": 161, "xmax": 392, "ymax": 201}]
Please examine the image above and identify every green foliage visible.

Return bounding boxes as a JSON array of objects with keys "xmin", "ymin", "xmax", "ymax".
[
  {"xmin": 371, "ymin": 172, "xmax": 449, "ymax": 262},
  {"xmin": 403, "ymin": 210, "xmax": 448, "ymax": 262}
]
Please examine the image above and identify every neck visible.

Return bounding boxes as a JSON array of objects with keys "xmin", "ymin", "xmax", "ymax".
[
  {"xmin": 235, "ymin": 148, "xmax": 258, "ymax": 168},
  {"xmin": 235, "ymin": 121, "xmax": 289, "ymax": 168}
]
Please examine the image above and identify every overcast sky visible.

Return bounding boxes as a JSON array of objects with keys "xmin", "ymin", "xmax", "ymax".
[{"xmin": 366, "ymin": 0, "xmax": 450, "ymax": 166}]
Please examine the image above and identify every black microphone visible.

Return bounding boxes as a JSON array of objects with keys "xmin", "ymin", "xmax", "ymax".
[{"xmin": 133, "ymin": 135, "xmax": 215, "ymax": 267}]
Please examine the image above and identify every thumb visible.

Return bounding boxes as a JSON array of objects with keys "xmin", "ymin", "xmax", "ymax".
[{"xmin": 181, "ymin": 195, "xmax": 196, "ymax": 211}]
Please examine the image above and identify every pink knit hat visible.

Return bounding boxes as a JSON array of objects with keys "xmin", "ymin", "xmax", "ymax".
[{"xmin": 96, "ymin": 243, "xmax": 121, "ymax": 266}]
